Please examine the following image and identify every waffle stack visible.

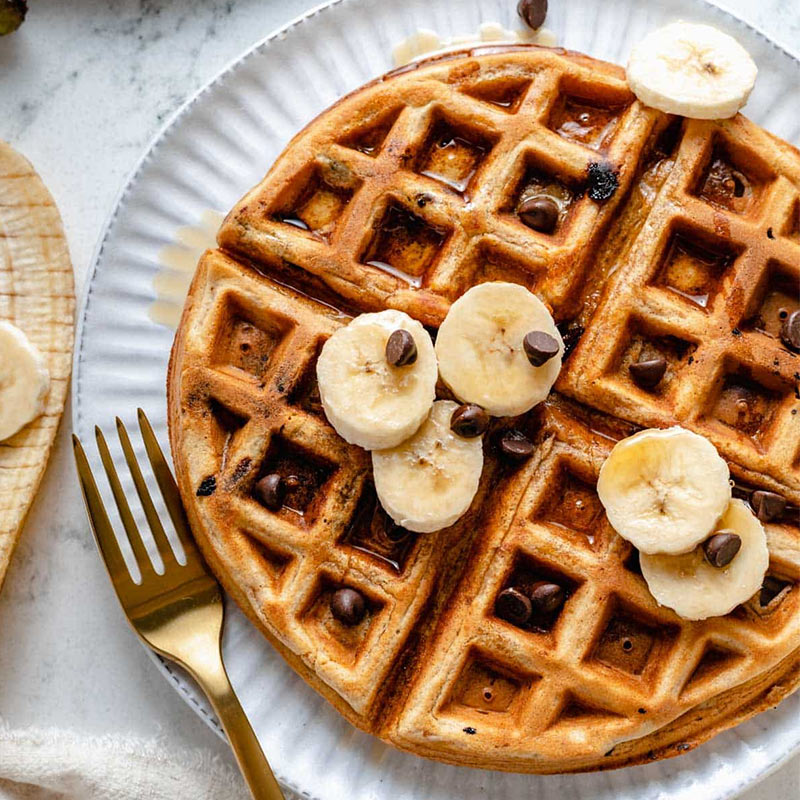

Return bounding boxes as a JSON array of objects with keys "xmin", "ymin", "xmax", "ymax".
[{"xmin": 168, "ymin": 46, "xmax": 800, "ymax": 772}]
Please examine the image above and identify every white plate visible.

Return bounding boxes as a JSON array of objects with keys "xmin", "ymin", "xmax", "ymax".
[{"xmin": 73, "ymin": 1, "xmax": 800, "ymax": 798}]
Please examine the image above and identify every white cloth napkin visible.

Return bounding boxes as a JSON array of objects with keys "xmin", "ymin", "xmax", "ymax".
[{"xmin": 0, "ymin": 726, "xmax": 257, "ymax": 800}]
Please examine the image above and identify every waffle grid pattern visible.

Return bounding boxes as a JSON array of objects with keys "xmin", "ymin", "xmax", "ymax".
[
  {"xmin": 219, "ymin": 47, "xmax": 660, "ymax": 325},
  {"xmin": 174, "ymin": 253, "xmax": 452, "ymax": 715},
  {"xmin": 561, "ymin": 115, "xmax": 800, "ymax": 492},
  {"xmin": 395, "ymin": 403, "xmax": 800, "ymax": 763},
  {"xmin": 170, "ymin": 48, "xmax": 800, "ymax": 771}
]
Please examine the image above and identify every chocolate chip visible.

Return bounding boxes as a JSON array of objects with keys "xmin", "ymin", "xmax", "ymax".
[
  {"xmin": 499, "ymin": 430, "xmax": 534, "ymax": 460},
  {"xmin": 780, "ymin": 310, "xmax": 800, "ymax": 352},
  {"xmin": 450, "ymin": 403, "xmax": 489, "ymax": 438},
  {"xmin": 518, "ymin": 195, "xmax": 559, "ymax": 233},
  {"xmin": 495, "ymin": 587, "xmax": 532, "ymax": 625},
  {"xmin": 529, "ymin": 581, "xmax": 565, "ymax": 615},
  {"xmin": 385, "ymin": 329, "xmax": 417, "ymax": 366},
  {"xmin": 586, "ymin": 162, "xmax": 619, "ymax": 202},
  {"xmin": 703, "ymin": 531, "xmax": 742, "ymax": 568},
  {"xmin": 517, "ymin": 0, "xmax": 548, "ymax": 30},
  {"xmin": 330, "ymin": 587, "xmax": 366, "ymax": 625},
  {"xmin": 196, "ymin": 475, "xmax": 216, "ymax": 497},
  {"xmin": 751, "ymin": 489, "xmax": 786, "ymax": 522},
  {"xmin": 463, "ymin": 726, "xmax": 477, "ymax": 735},
  {"xmin": 629, "ymin": 356, "xmax": 667, "ymax": 389},
  {"xmin": 523, "ymin": 331, "xmax": 560, "ymax": 367},
  {"xmin": 254, "ymin": 473, "xmax": 285, "ymax": 510}
]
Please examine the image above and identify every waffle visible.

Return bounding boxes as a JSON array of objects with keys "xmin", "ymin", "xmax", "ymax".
[
  {"xmin": 0, "ymin": 142, "xmax": 74, "ymax": 591},
  {"xmin": 168, "ymin": 46, "xmax": 800, "ymax": 773}
]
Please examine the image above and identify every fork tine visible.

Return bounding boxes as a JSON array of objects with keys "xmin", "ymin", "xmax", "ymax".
[
  {"xmin": 72, "ymin": 434, "xmax": 134, "ymax": 595},
  {"xmin": 137, "ymin": 409, "xmax": 200, "ymax": 559},
  {"xmin": 95, "ymin": 425, "xmax": 155, "ymax": 581},
  {"xmin": 116, "ymin": 417, "xmax": 178, "ymax": 571}
]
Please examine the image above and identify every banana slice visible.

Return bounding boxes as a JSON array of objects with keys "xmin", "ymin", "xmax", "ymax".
[
  {"xmin": 372, "ymin": 400, "xmax": 484, "ymax": 533},
  {"xmin": 641, "ymin": 499, "xmax": 769, "ymax": 620},
  {"xmin": 435, "ymin": 282, "xmax": 563, "ymax": 417},
  {"xmin": 0, "ymin": 321, "xmax": 50, "ymax": 442},
  {"xmin": 597, "ymin": 427, "xmax": 731, "ymax": 555},
  {"xmin": 627, "ymin": 22, "xmax": 757, "ymax": 120},
  {"xmin": 317, "ymin": 309, "xmax": 437, "ymax": 450}
]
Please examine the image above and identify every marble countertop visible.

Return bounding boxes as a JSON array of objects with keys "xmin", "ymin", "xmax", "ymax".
[{"xmin": 0, "ymin": 1, "xmax": 798, "ymax": 797}]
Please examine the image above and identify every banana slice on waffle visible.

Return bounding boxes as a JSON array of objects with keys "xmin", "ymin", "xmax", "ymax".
[
  {"xmin": 372, "ymin": 400, "xmax": 484, "ymax": 533},
  {"xmin": 435, "ymin": 282, "xmax": 563, "ymax": 417},
  {"xmin": 317, "ymin": 309, "xmax": 437, "ymax": 450},
  {"xmin": 641, "ymin": 499, "xmax": 769, "ymax": 620},
  {"xmin": 627, "ymin": 22, "xmax": 757, "ymax": 119},
  {"xmin": 597, "ymin": 427, "xmax": 731, "ymax": 555}
]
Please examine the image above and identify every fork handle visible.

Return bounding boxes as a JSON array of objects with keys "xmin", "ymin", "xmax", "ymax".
[{"xmin": 194, "ymin": 655, "xmax": 285, "ymax": 800}]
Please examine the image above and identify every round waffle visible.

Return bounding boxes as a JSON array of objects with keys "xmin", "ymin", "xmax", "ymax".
[{"xmin": 168, "ymin": 46, "xmax": 800, "ymax": 773}]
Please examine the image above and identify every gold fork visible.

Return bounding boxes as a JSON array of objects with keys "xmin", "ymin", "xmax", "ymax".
[{"xmin": 73, "ymin": 409, "xmax": 284, "ymax": 800}]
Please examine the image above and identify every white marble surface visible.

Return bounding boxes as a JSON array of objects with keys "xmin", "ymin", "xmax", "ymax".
[{"xmin": 0, "ymin": 1, "xmax": 798, "ymax": 797}]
